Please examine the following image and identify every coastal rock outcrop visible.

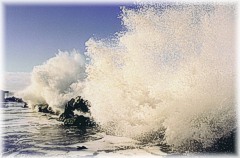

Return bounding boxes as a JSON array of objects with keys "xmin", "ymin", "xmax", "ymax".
[
  {"xmin": 37, "ymin": 104, "xmax": 54, "ymax": 114},
  {"xmin": 63, "ymin": 115, "xmax": 94, "ymax": 127},
  {"xmin": 34, "ymin": 96, "xmax": 95, "ymax": 128},
  {"xmin": 59, "ymin": 96, "xmax": 95, "ymax": 128},
  {"xmin": 5, "ymin": 96, "xmax": 24, "ymax": 103}
]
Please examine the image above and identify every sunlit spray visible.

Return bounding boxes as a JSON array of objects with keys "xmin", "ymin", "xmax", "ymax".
[
  {"xmin": 83, "ymin": 4, "xmax": 236, "ymax": 150},
  {"xmin": 20, "ymin": 4, "xmax": 236, "ymax": 150}
]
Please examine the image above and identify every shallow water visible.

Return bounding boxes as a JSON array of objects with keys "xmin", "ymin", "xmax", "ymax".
[
  {"xmin": 1, "ymin": 106, "xmax": 95, "ymax": 156},
  {"xmin": 1, "ymin": 106, "xmax": 166, "ymax": 157}
]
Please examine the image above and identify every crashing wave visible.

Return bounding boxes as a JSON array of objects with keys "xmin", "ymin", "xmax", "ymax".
[{"xmin": 20, "ymin": 3, "xmax": 236, "ymax": 152}]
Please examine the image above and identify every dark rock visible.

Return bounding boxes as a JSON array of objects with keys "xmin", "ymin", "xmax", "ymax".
[
  {"xmin": 65, "ymin": 98, "xmax": 75, "ymax": 111},
  {"xmin": 47, "ymin": 106, "xmax": 55, "ymax": 114},
  {"xmin": 63, "ymin": 115, "xmax": 95, "ymax": 127},
  {"xmin": 204, "ymin": 129, "xmax": 236, "ymax": 153},
  {"xmin": 59, "ymin": 110, "xmax": 74, "ymax": 121},
  {"xmin": 22, "ymin": 102, "xmax": 28, "ymax": 108},
  {"xmin": 63, "ymin": 117, "xmax": 76, "ymax": 126},
  {"xmin": 74, "ymin": 115, "xmax": 89, "ymax": 126},
  {"xmin": 37, "ymin": 104, "xmax": 55, "ymax": 114},
  {"xmin": 59, "ymin": 97, "xmax": 90, "ymax": 119},
  {"xmin": 73, "ymin": 96, "xmax": 90, "ymax": 113},
  {"xmin": 58, "ymin": 96, "xmax": 95, "ymax": 128},
  {"xmin": 38, "ymin": 104, "xmax": 48, "ymax": 113},
  {"xmin": 172, "ymin": 129, "xmax": 237, "ymax": 154},
  {"xmin": 77, "ymin": 146, "xmax": 88, "ymax": 150},
  {"xmin": 5, "ymin": 96, "xmax": 24, "ymax": 103}
]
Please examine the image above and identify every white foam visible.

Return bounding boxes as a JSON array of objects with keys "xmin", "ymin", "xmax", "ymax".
[
  {"xmin": 83, "ymin": 4, "xmax": 236, "ymax": 149},
  {"xmin": 19, "ymin": 3, "xmax": 236, "ymax": 150},
  {"xmin": 19, "ymin": 50, "xmax": 86, "ymax": 112}
]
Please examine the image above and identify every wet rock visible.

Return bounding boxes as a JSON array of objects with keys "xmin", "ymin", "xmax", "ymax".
[
  {"xmin": 59, "ymin": 97, "xmax": 90, "ymax": 118},
  {"xmin": 47, "ymin": 107, "xmax": 55, "ymax": 114},
  {"xmin": 5, "ymin": 96, "xmax": 24, "ymax": 103},
  {"xmin": 59, "ymin": 96, "xmax": 95, "ymax": 128},
  {"xmin": 63, "ymin": 117, "xmax": 76, "ymax": 126},
  {"xmin": 37, "ymin": 104, "xmax": 55, "ymax": 114},
  {"xmin": 65, "ymin": 98, "xmax": 75, "ymax": 111},
  {"xmin": 38, "ymin": 104, "xmax": 49, "ymax": 113},
  {"xmin": 77, "ymin": 146, "xmax": 88, "ymax": 150},
  {"xmin": 74, "ymin": 115, "xmax": 89, "ymax": 126},
  {"xmin": 59, "ymin": 110, "xmax": 74, "ymax": 121},
  {"xmin": 174, "ymin": 129, "xmax": 237, "ymax": 154},
  {"xmin": 204, "ymin": 129, "xmax": 236, "ymax": 153},
  {"xmin": 73, "ymin": 96, "xmax": 90, "ymax": 113},
  {"xmin": 63, "ymin": 115, "xmax": 95, "ymax": 127},
  {"xmin": 22, "ymin": 102, "xmax": 28, "ymax": 108}
]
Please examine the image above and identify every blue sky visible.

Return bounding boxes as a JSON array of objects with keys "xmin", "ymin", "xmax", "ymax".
[{"xmin": 5, "ymin": 4, "xmax": 127, "ymax": 72}]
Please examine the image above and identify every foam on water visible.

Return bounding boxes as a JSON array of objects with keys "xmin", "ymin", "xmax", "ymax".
[{"xmin": 20, "ymin": 3, "xmax": 236, "ymax": 150}]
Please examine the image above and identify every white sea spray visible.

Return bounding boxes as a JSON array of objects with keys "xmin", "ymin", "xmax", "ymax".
[
  {"xmin": 19, "ymin": 50, "xmax": 86, "ymax": 112},
  {"xmin": 20, "ymin": 4, "xmax": 236, "ymax": 150}
]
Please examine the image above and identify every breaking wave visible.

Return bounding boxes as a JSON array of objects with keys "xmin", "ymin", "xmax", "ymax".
[
  {"xmin": 20, "ymin": 50, "xmax": 86, "ymax": 112},
  {"xmin": 20, "ymin": 3, "xmax": 236, "ymax": 151}
]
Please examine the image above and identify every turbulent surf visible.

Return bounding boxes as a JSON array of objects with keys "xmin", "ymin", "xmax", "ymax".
[{"xmin": 19, "ymin": 3, "xmax": 236, "ymax": 152}]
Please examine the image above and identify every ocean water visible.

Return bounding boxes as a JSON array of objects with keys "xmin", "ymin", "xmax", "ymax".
[{"xmin": 1, "ymin": 106, "xmax": 167, "ymax": 157}]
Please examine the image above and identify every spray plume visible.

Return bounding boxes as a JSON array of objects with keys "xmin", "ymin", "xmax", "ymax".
[{"xmin": 21, "ymin": 4, "xmax": 236, "ymax": 150}]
